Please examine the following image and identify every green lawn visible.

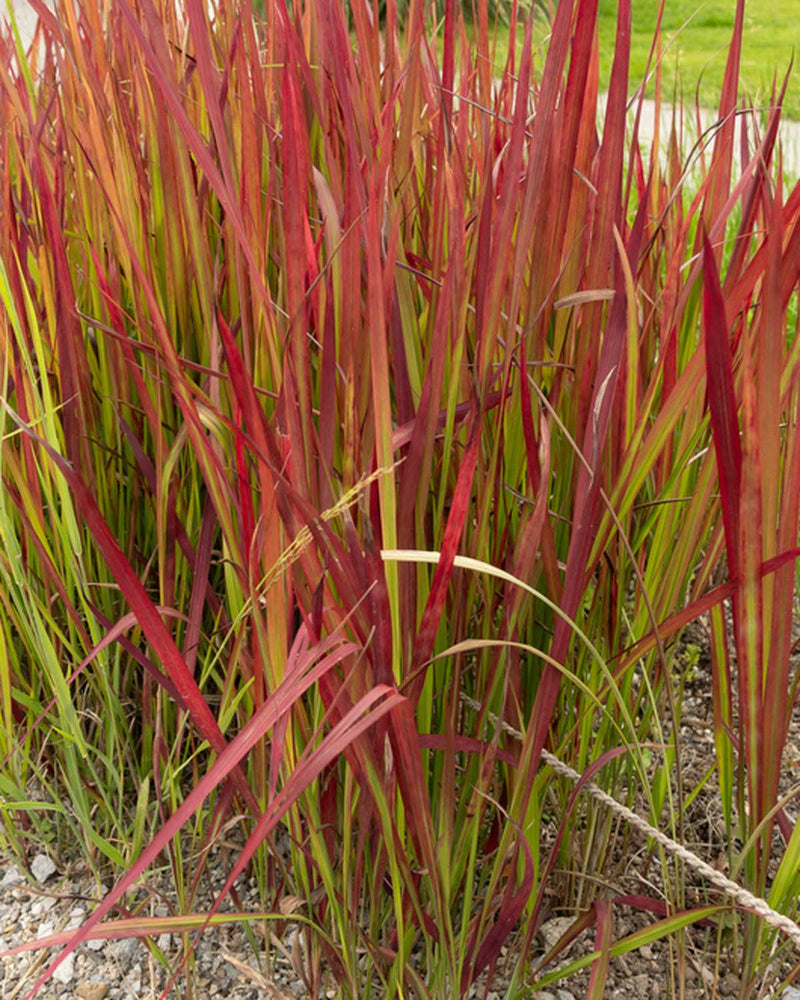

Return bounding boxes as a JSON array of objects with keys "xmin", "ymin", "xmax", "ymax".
[{"xmin": 519, "ymin": 0, "xmax": 800, "ymax": 119}]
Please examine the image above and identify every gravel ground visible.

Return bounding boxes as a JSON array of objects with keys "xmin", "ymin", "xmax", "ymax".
[
  {"xmin": 0, "ymin": 853, "xmax": 309, "ymax": 1000},
  {"xmin": 0, "ymin": 843, "xmax": 788, "ymax": 1000},
  {"xmin": 0, "ymin": 846, "xmax": 671, "ymax": 1000},
  {"xmin": 0, "ymin": 850, "xmax": 575, "ymax": 999}
]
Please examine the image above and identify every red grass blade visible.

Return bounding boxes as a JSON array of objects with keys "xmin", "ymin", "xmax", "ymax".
[{"xmin": 702, "ymin": 232, "xmax": 742, "ymax": 579}]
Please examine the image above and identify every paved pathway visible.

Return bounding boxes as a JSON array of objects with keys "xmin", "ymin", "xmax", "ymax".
[
  {"xmin": 3, "ymin": 0, "xmax": 45, "ymax": 49},
  {"xmin": 599, "ymin": 91, "xmax": 800, "ymax": 184}
]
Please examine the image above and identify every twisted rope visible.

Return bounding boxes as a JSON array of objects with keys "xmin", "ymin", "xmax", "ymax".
[{"xmin": 459, "ymin": 692, "xmax": 800, "ymax": 951}]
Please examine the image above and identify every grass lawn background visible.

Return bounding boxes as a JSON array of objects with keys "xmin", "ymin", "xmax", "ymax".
[{"xmin": 504, "ymin": 0, "xmax": 800, "ymax": 120}]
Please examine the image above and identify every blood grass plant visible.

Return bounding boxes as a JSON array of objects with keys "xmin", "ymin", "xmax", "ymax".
[{"xmin": 1, "ymin": 0, "xmax": 800, "ymax": 996}]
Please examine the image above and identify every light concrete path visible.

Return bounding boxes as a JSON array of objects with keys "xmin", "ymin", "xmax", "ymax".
[
  {"xmin": 3, "ymin": 0, "xmax": 45, "ymax": 50},
  {"xmin": 599, "ymin": 91, "xmax": 800, "ymax": 185}
]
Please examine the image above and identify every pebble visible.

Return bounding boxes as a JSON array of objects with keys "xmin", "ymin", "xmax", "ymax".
[
  {"xmin": 111, "ymin": 936, "xmax": 139, "ymax": 961},
  {"xmin": 538, "ymin": 916, "xmax": 577, "ymax": 952},
  {"xmin": 719, "ymin": 972, "xmax": 741, "ymax": 996},
  {"xmin": 76, "ymin": 984, "xmax": 110, "ymax": 1000},
  {"xmin": 52, "ymin": 950, "xmax": 76, "ymax": 984},
  {"xmin": 128, "ymin": 961, "xmax": 142, "ymax": 991},
  {"xmin": 31, "ymin": 853, "xmax": 58, "ymax": 883},
  {"xmin": 1, "ymin": 865, "xmax": 24, "ymax": 888},
  {"xmin": 626, "ymin": 973, "xmax": 651, "ymax": 999}
]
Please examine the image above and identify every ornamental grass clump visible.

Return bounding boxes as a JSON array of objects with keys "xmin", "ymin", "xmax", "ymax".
[{"xmin": 1, "ymin": 0, "xmax": 799, "ymax": 996}]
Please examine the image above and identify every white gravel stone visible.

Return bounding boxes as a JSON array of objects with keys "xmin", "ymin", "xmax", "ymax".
[
  {"xmin": 128, "ymin": 961, "xmax": 142, "ymax": 991},
  {"xmin": 1, "ymin": 864, "xmax": 24, "ymax": 887},
  {"xmin": 112, "ymin": 936, "xmax": 139, "ymax": 961},
  {"xmin": 538, "ymin": 916, "xmax": 576, "ymax": 952},
  {"xmin": 52, "ymin": 951, "xmax": 76, "ymax": 984},
  {"xmin": 30, "ymin": 853, "xmax": 58, "ymax": 883}
]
